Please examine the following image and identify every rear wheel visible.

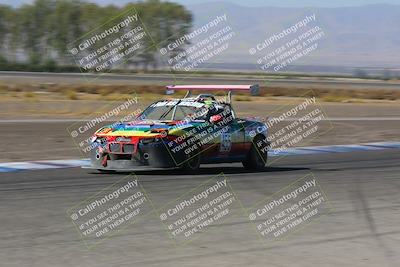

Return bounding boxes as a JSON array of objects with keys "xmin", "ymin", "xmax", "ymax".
[{"xmin": 242, "ymin": 135, "xmax": 267, "ymax": 170}]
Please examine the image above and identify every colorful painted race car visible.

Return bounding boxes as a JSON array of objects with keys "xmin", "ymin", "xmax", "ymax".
[{"xmin": 87, "ymin": 85, "xmax": 270, "ymax": 172}]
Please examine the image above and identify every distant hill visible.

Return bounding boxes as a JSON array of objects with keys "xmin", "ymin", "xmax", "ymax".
[{"xmin": 187, "ymin": 2, "xmax": 400, "ymax": 68}]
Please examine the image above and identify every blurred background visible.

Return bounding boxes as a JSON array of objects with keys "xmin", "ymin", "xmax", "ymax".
[
  {"xmin": 0, "ymin": 0, "xmax": 400, "ymax": 74},
  {"xmin": 0, "ymin": 3, "xmax": 400, "ymax": 267}
]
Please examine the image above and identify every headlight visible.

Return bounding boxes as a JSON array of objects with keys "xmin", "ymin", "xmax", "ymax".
[{"xmin": 94, "ymin": 137, "xmax": 107, "ymax": 145}]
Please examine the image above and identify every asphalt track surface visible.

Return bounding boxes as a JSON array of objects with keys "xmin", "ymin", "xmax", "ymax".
[
  {"xmin": 1, "ymin": 71, "xmax": 400, "ymax": 89},
  {"xmin": 1, "ymin": 149, "xmax": 399, "ymax": 266}
]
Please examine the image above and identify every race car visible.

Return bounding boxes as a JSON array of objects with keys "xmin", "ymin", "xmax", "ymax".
[{"xmin": 87, "ymin": 85, "xmax": 270, "ymax": 172}]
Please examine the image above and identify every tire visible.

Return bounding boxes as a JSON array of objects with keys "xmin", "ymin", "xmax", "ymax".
[
  {"xmin": 182, "ymin": 148, "xmax": 201, "ymax": 172},
  {"xmin": 242, "ymin": 135, "xmax": 267, "ymax": 170}
]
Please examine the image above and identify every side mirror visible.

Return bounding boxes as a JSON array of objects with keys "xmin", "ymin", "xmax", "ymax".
[{"xmin": 210, "ymin": 114, "xmax": 223, "ymax": 123}]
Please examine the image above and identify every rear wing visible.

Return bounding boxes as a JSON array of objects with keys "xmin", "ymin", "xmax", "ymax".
[{"xmin": 165, "ymin": 84, "xmax": 260, "ymax": 103}]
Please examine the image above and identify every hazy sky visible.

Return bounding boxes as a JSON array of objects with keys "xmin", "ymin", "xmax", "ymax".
[{"xmin": 3, "ymin": 0, "xmax": 400, "ymax": 8}]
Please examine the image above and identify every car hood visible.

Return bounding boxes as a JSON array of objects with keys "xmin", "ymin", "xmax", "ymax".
[{"xmin": 94, "ymin": 119, "xmax": 204, "ymax": 138}]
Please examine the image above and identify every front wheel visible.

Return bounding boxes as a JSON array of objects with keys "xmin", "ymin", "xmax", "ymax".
[
  {"xmin": 242, "ymin": 136, "xmax": 267, "ymax": 170},
  {"xmin": 182, "ymin": 149, "xmax": 201, "ymax": 172}
]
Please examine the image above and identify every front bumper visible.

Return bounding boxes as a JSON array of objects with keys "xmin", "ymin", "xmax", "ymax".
[{"xmin": 88, "ymin": 140, "xmax": 184, "ymax": 171}]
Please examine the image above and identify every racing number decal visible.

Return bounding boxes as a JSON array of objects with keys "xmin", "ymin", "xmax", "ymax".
[{"xmin": 220, "ymin": 132, "xmax": 232, "ymax": 152}]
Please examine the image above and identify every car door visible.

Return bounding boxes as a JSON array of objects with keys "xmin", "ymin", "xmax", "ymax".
[
  {"xmin": 224, "ymin": 118, "xmax": 246, "ymax": 157},
  {"xmin": 215, "ymin": 105, "xmax": 245, "ymax": 158}
]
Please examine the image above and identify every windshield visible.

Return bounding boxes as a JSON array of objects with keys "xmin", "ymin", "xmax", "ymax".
[{"xmin": 139, "ymin": 101, "xmax": 208, "ymax": 121}]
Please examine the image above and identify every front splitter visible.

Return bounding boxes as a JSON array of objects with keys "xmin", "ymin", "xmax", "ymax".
[{"xmin": 82, "ymin": 165, "xmax": 179, "ymax": 172}]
